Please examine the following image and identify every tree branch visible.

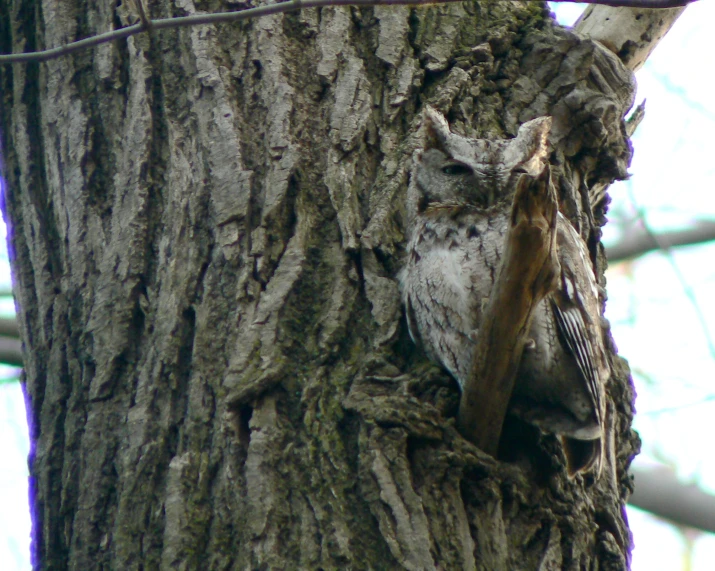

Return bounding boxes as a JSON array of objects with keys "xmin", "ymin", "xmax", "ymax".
[
  {"xmin": 0, "ymin": 336, "xmax": 23, "ymax": 368},
  {"xmin": 566, "ymin": 0, "xmax": 695, "ymax": 7},
  {"xmin": 0, "ymin": 0, "xmax": 698, "ymax": 65},
  {"xmin": 4, "ymin": 222, "xmax": 714, "ymax": 373},
  {"xmin": 630, "ymin": 465, "xmax": 715, "ymax": 534},
  {"xmin": 458, "ymin": 162, "xmax": 559, "ymax": 456},
  {"xmin": 575, "ymin": 2, "xmax": 688, "ymax": 71},
  {"xmin": 607, "ymin": 220, "xmax": 715, "ymax": 263},
  {"xmin": 0, "ymin": 317, "xmax": 19, "ymax": 338}
]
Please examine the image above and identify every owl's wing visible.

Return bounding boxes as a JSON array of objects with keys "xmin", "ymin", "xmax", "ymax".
[
  {"xmin": 550, "ymin": 215, "xmax": 606, "ymax": 427},
  {"xmin": 550, "ymin": 293, "xmax": 603, "ymax": 427}
]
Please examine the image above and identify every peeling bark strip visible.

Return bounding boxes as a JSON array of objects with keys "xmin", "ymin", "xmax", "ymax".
[
  {"xmin": 1, "ymin": 1, "xmax": 639, "ymax": 568},
  {"xmin": 458, "ymin": 162, "xmax": 560, "ymax": 456}
]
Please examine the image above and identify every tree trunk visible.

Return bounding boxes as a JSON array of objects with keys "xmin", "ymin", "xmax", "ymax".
[{"xmin": 0, "ymin": 1, "xmax": 640, "ymax": 569}]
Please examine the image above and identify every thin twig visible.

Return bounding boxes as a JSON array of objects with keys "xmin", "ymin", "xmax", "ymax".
[
  {"xmin": 134, "ymin": 0, "xmax": 155, "ymax": 35},
  {"xmin": 626, "ymin": 184, "xmax": 715, "ymax": 360},
  {"xmin": 0, "ymin": 0, "xmax": 699, "ymax": 65},
  {"xmin": 640, "ymin": 394, "xmax": 715, "ymax": 416}
]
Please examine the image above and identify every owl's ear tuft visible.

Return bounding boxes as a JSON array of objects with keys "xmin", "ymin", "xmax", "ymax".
[
  {"xmin": 421, "ymin": 106, "xmax": 452, "ymax": 153},
  {"xmin": 514, "ymin": 116, "xmax": 552, "ymax": 175}
]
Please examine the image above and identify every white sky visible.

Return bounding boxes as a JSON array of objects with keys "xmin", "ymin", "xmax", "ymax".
[{"xmin": 2, "ymin": 2, "xmax": 715, "ymax": 569}]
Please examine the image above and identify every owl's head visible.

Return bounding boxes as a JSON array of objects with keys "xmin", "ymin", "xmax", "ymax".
[{"xmin": 408, "ymin": 106, "xmax": 552, "ymax": 216}]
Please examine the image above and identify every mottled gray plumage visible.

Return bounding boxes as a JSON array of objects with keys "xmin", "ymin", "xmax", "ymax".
[{"xmin": 399, "ymin": 107, "xmax": 609, "ymax": 475}]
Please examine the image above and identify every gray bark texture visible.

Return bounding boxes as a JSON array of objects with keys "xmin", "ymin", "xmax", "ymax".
[{"xmin": 0, "ymin": 1, "xmax": 640, "ymax": 569}]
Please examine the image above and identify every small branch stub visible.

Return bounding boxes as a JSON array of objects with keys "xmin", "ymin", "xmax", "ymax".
[{"xmin": 128, "ymin": 0, "xmax": 154, "ymax": 33}]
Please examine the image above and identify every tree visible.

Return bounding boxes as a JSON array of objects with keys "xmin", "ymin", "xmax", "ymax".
[{"xmin": 0, "ymin": 1, "xmax": 665, "ymax": 568}]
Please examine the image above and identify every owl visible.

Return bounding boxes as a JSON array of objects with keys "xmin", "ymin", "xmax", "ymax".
[{"xmin": 399, "ymin": 107, "xmax": 609, "ymax": 475}]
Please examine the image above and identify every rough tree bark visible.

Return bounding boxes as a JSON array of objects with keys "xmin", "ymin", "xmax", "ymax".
[{"xmin": 0, "ymin": 1, "xmax": 640, "ymax": 569}]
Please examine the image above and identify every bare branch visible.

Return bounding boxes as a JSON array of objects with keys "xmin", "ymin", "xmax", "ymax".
[
  {"xmin": 630, "ymin": 465, "xmax": 715, "ymax": 534},
  {"xmin": 0, "ymin": 0, "xmax": 698, "ymax": 65},
  {"xmin": 0, "ymin": 317, "xmax": 19, "ymax": 338},
  {"xmin": 575, "ymin": 3, "xmax": 688, "ymax": 71},
  {"xmin": 0, "ymin": 336, "xmax": 22, "ymax": 367},
  {"xmin": 607, "ymin": 220, "xmax": 715, "ymax": 262}
]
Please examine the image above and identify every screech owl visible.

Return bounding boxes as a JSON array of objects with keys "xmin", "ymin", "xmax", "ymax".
[{"xmin": 399, "ymin": 107, "xmax": 609, "ymax": 475}]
